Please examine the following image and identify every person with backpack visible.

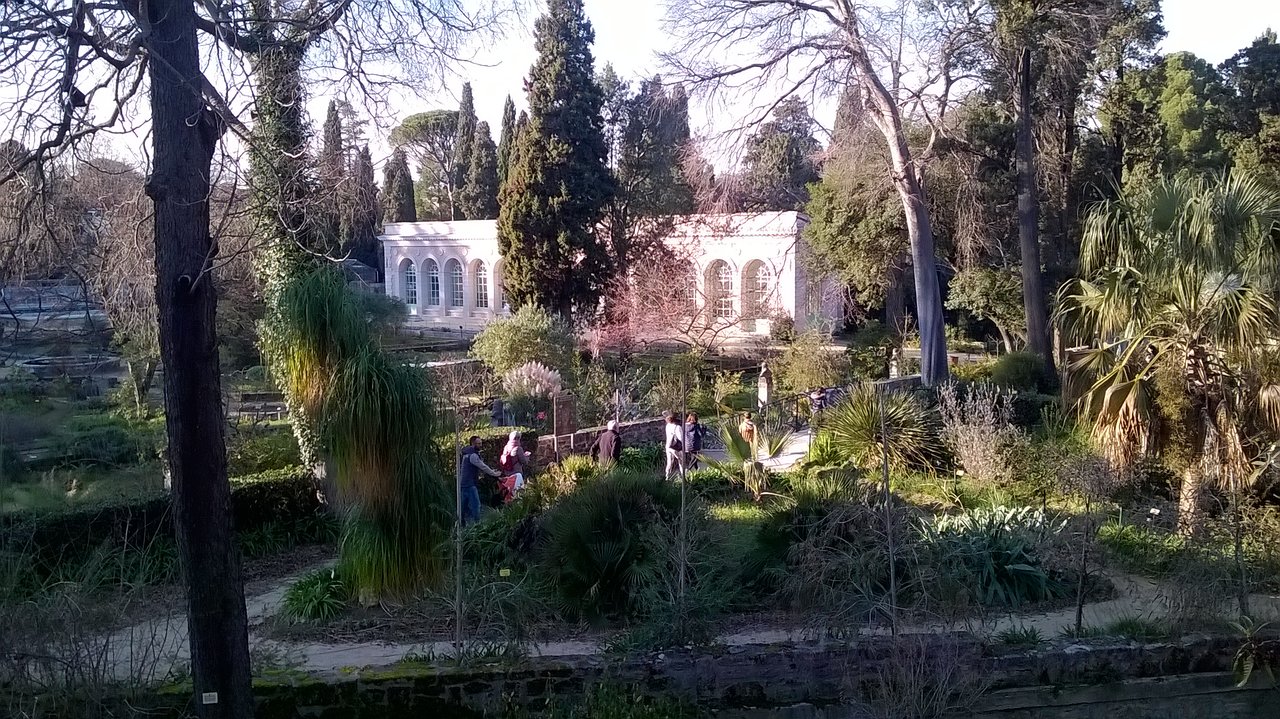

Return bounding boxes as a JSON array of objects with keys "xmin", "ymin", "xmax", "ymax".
[
  {"xmin": 684, "ymin": 412, "xmax": 705, "ymax": 470},
  {"xmin": 590, "ymin": 420, "xmax": 623, "ymax": 468},
  {"xmin": 664, "ymin": 412, "xmax": 685, "ymax": 479}
]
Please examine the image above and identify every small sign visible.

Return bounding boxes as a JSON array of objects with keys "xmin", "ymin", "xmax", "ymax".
[
  {"xmin": 201, "ymin": 692, "xmax": 219, "ymax": 705},
  {"xmin": 499, "ymin": 568, "xmax": 512, "ymax": 577},
  {"xmin": 552, "ymin": 394, "xmax": 576, "ymax": 436}
]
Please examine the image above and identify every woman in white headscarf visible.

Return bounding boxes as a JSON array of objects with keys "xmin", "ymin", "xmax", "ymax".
[{"xmin": 499, "ymin": 430, "xmax": 531, "ymax": 492}]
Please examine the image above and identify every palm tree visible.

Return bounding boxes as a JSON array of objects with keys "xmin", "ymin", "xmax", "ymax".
[{"xmin": 1059, "ymin": 172, "xmax": 1280, "ymax": 534}]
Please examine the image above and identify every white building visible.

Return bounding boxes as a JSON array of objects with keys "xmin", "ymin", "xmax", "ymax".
[{"xmin": 378, "ymin": 211, "xmax": 841, "ymax": 338}]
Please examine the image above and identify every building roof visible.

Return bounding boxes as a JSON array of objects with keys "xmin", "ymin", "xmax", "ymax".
[{"xmin": 380, "ymin": 211, "xmax": 809, "ymax": 243}]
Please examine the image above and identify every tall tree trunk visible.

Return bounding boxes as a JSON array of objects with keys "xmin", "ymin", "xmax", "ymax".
[
  {"xmin": 1016, "ymin": 48, "xmax": 1054, "ymax": 372},
  {"xmin": 145, "ymin": 0, "xmax": 253, "ymax": 715},
  {"xmin": 855, "ymin": 68, "xmax": 948, "ymax": 385}
]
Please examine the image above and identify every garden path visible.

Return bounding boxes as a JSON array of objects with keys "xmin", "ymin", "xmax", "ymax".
[{"xmin": 109, "ymin": 559, "xmax": 1280, "ymax": 681}]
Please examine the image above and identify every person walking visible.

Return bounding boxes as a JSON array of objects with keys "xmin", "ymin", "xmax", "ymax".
[
  {"xmin": 738, "ymin": 412, "xmax": 756, "ymax": 445},
  {"xmin": 459, "ymin": 435, "xmax": 501, "ymax": 525},
  {"xmin": 590, "ymin": 420, "xmax": 623, "ymax": 468},
  {"xmin": 664, "ymin": 413, "xmax": 685, "ymax": 479},
  {"xmin": 684, "ymin": 412, "xmax": 705, "ymax": 470}
]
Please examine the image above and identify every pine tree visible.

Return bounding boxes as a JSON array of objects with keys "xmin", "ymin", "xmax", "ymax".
[
  {"xmin": 497, "ymin": 95, "xmax": 517, "ymax": 185},
  {"xmin": 347, "ymin": 145, "xmax": 381, "ymax": 271},
  {"xmin": 498, "ymin": 0, "xmax": 615, "ymax": 319},
  {"xmin": 459, "ymin": 121, "xmax": 500, "ymax": 220},
  {"xmin": 451, "ymin": 82, "xmax": 477, "ymax": 218},
  {"xmin": 382, "ymin": 148, "xmax": 417, "ymax": 223}
]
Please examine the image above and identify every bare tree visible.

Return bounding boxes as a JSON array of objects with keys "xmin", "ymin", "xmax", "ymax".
[{"xmin": 662, "ymin": 0, "xmax": 984, "ymax": 385}]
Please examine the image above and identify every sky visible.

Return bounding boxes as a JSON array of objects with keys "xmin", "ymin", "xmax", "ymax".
[
  {"xmin": 69, "ymin": 0, "xmax": 1280, "ymax": 171},
  {"xmin": 310, "ymin": 0, "xmax": 1280, "ymax": 172}
]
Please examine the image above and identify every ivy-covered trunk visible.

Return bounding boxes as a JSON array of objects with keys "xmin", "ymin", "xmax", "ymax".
[{"xmin": 247, "ymin": 41, "xmax": 333, "ymax": 502}]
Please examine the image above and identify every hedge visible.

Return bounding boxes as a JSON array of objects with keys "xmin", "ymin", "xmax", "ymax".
[{"xmin": 0, "ymin": 466, "xmax": 324, "ymax": 571}]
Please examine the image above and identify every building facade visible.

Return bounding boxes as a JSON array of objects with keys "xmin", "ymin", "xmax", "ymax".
[{"xmin": 379, "ymin": 211, "xmax": 841, "ymax": 337}]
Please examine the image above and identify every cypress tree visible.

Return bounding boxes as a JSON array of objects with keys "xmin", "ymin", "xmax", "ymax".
[
  {"xmin": 347, "ymin": 145, "xmax": 381, "ymax": 271},
  {"xmin": 451, "ymin": 82, "xmax": 477, "ymax": 218},
  {"xmin": 318, "ymin": 100, "xmax": 346, "ymax": 249},
  {"xmin": 498, "ymin": 0, "xmax": 615, "ymax": 319},
  {"xmin": 382, "ymin": 148, "xmax": 417, "ymax": 223},
  {"xmin": 459, "ymin": 121, "xmax": 500, "ymax": 220},
  {"xmin": 497, "ymin": 95, "xmax": 517, "ymax": 185},
  {"xmin": 319, "ymin": 100, "xmax": 345, "ymax": 185}
]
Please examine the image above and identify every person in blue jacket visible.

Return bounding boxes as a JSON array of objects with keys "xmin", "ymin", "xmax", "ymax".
[{"xmin": 459, "ymin": 435, "xmax": 501, "ymax": 524}]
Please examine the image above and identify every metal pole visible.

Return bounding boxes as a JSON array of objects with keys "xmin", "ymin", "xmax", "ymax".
[
  {"xmin": 678, "ymin": 374, "xmax": 689, "ymax": 639},
  {"xmin": 877, "ymin": 383, "xmax": 897, "ymax": 637},
  {"xmin": 453, "ymin": 398, "xmax": 463, "ymax": 654}
]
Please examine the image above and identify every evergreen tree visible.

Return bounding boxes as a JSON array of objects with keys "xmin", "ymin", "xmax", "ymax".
[
  {"xmin": 451, "ymin": 82, "xmax": 477, "ymax": 218},
  {"xmin": 318, "ymin": 100, "xmax": 347, "ymax": 250},
  {"xmin": 319, "ymin": 100, "xmax": 345, "ymax": 185},
  {"xmin": 498, "ymin": 0, "xmax": 615, "ymax": 319},
  {"xmin": 497, "ymin": 95, "xmax": 517, "ymax": 185},
  {"xmin": 742, "ymin": 97, "xmax": 820, "ymax": 210},
  {"xmin": 597, "ymin": 63, "xmax": 630, "ymax": 169},
  {"xmin": 347, "ymin": 145, "xmax": 381, "ymax": 271},
  {"xmin": 458, "ymin": 121, "xmax": 500, "ymax": 220},
  {"xmin": 382, "ymin": 148, "xmax": 417, "ymax": 222}
]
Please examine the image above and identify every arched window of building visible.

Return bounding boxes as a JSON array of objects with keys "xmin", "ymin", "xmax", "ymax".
[
  {"xmin": 446, "ymin": 259, "xmax": 464, "ymax": 307},
  {"xmin": 401, "ymin": 259, "xmax": 417, "ymax": 314},
  {"xmin": 679, "ymin": 261, "xmax": 698, "ymax": 311},
  {"xmin": 474, "ymin": 261, "xmax": 489, "ymax": 309},
  {"xmin": 424, "ymin": 258, "xmax": 440, "ymax": 306},
  {"xmin": 706, "ymin": 260, "xmax": 734, "ymax": 320},
  {"xmin": 743, "ymin": 260, "xmax": 773, "ymax": 318}
]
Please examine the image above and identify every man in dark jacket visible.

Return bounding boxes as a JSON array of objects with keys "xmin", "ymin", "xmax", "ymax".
[
  {"xmin": 459, "ymin": 435, "xmax": 501, "ymax": 524},
  {"xmin": 590, "ymin": 420, "xmax": 623, "ymax": 467}
]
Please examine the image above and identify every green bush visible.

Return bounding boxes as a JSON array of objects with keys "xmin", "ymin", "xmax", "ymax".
[
  {"xmin": 51, "ymin": 415, "xmax": 160, "ymax": 468},
  {"xmin": 846, "ymin": 320, "xmax": 895, "ymax": 382},
  {"xmin": 281, "ymin": 567, "xmax": 349, "ymax": 622},
  {"xmin": 538, "ymin": 469, "xmax": 684, "ymax": 621},
  {"xmin": 226, "ymin": 426, "xmax": 301, "ymax": 475},
  {"xmin": 618, "ymin": 443, "xmax": 664, "ymax": 473},
  {"xmin": 952, "ymin": 359, "xmax": 996, "ymax": 383},
  {"xmin": 751, "ymin": 471, "xmax": 912, "ymax": 612},
  {"xmin": 921, "ymin": 506, "xmax": 1065, "ymax": 608},
  {"xmin": 2, "ymin": 466, "xmax": 329, "ymax": 588},
  {"xmin": 683, "ymin": 467, "xmax": 737, "ymax": 499},
  {"xmin": 991, "ymin": 352, "xmax": 1056, "ymax": 393},
  {"xmin": 471, "ymin": 306, "xmax": 575, "ymax": 376}
]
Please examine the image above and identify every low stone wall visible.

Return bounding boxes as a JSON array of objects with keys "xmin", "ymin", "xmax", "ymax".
[
  {"xmin": 129, "ymin": 633, "xmax": 1275, "ymax": 718},
  {"xmin": 535, "ymin": 417, "xmax": 667, "ymax": 459}
]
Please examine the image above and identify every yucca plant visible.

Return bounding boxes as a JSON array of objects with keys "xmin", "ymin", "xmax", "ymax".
[
  {"xmin": 823, "ymin": 385, "xmax": 942, "ymax": 471},
  {"xmin": 921, "ymin": 506, "xmax": 1066, "ymax": 608}
]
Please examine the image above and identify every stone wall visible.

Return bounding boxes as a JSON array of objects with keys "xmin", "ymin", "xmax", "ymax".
[
  {"xmin": 127, "ymin": 633, "xmax": 1275, "ymax": 718},
  {"xmin": 535, "ymin": 417, "xmax": 667, "ymax": 460}
]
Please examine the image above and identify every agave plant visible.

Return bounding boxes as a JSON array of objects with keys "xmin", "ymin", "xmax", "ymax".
[
  {"xmin": 702, "ymin": 420, "xmax": 792, "ymax": 501},
  {"xmin": 1058, "ymin": 172, "xmax": 1280, "ymax": 534}
]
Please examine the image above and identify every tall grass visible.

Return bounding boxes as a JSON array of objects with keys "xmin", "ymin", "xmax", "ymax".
[{"xmin": 267, "ymin": 268, "xmax": 454, "ymax": 601}]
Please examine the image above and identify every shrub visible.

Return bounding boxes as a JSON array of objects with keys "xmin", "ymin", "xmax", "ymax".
[
  {"xmin": 990, "ymin": 352, "xmax": 1056, "ymax": 393},
  {"xmin": 281, "ymin": 567, "xmax": 349, "ymax": 622},
  {"xmin": 226, "ymin": 426, "xmax": 301, "ymax": 475},
  {"xmin": 952, "ymin": 359, "xmax": 996, "ymax": 383},
  {"xmin": 994, "ymin": 625, "xmax": 1045, "ymax": 647},
  {"xmin": 471, "ymin": 305, "xmax": 575, "ymax": 376},
  {"xmin": 768, "ymin": 311, "xmax": 796, "ymax": 343},
  {"xmin": 846, "ymin": 320, "xmax": 896, "ymax": 382},
  {"xmin": 537, "ymin": 469, "xmax": 685, "ymax": 621},
  {"xmin": 683, "ymin": 467, "xmax": 736, "ymax": 499},
  {"xmin": 618, "ymin": 443, "xmax": 664, "ymax": 473},
  {"xmin": 773, "ymin": 329, "xmax": 850, "ymax": 395},
  {"xmin": 823, "ymin": 386, "xmax": 941, "ymax": 471},
  {"xmin": 936, "ymin": 382, "xmax": 1025, "ymax": 486},
  {"xmin": 921, "ymin": 506, "xmax": 1066, "ymax": 608},
  {"xmin": 52, "ymin": 415, "xmax": 160, "ymax": 468},
  {"xmin": 752, "ymin": 471, "xmax": 916, "ymax": 617}
]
